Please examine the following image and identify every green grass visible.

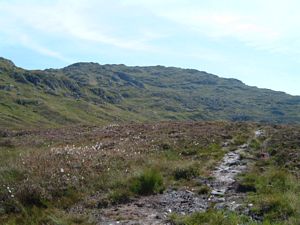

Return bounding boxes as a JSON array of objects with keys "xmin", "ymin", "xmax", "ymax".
[
  {"xmin": 249, "ymin": 139, "xmax": 261, "ymax": 150},
  {"xmin": 169, "ymin": 210, "xmax": 265, "ymax": 225},
  {"xmin": 3, "ymin": 207, "xmax": 91, "ymax": 225},
  {"xmin": 245, "ymin": 169, "xmax": 300, "ymax": 224},
  {"xmin": 130, "ymin": 169, "xmax": 164, "ymax": 195}
]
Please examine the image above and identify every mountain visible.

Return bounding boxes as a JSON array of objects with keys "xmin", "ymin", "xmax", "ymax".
[{"xmin": 0, "ymin": 57, "xmax": 300, "ymax": 129}]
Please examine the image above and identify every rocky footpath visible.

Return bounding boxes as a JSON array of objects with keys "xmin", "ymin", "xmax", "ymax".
[
  {"xmin": 208, "ymin": 144, "xmax": 252, "ymax": 212},
  {"xmin": 207, "ymin": 129, "xmax": 264, "ymax": 212},
  {"xmin": 69, "ymin": 130, "xmax": 263, "ymax": 225}
]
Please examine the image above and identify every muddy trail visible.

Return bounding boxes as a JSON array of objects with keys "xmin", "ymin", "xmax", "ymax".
[{"xmin": 69, "ymin": 130, "xmax": 265, "ymax": 225}]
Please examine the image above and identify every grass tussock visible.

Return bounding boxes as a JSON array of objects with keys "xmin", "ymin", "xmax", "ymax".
[{"xmin": 130, "ymin": 169, "xmax": 164, "ymax": 195}]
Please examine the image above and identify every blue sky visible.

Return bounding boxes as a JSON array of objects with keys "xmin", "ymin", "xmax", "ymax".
[{"xmin": 0, "ymin": 0, "xmax": 299, "ymax": 95}]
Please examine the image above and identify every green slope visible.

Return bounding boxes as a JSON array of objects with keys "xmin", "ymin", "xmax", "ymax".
[{"xmin": 0, "ymin": 57, "xmax": 300, "ymax": 129}]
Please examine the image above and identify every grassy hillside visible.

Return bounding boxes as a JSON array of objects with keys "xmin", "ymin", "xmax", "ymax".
[{"xmin": 1, "ymin": 57, "xmax": 300, "ymax": 129}]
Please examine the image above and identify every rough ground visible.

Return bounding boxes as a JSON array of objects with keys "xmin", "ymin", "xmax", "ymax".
[
  {"xmin": 69, "ymin": 130, "xmax": 264, "ymax": 225},
  {"xmin": 2, "ymin": 123, "xmax": 299, "ymax": 224}
]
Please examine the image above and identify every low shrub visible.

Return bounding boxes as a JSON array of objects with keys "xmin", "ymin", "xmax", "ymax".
[
  {"xmin": 160, "ymin": 143, "xmax": 171, "ymax": 150},
  {"xmin": 180, "ymin": 148, "xmax": 198, "ymax": 156},
  {"xmin": 233, "ymin": 134, "xmax": 249, "ymax": 146},
  {"xmin": 173, "ymin": 166, "xmax": 198, "ymax": 180},
  {"xmin": 0, "ymin": 198, "xmax": 21, "ymax": 214},
  {"xmin": 15, "ymin": 183, "xmax": 46, "ymax": 208},
  {"xmin": 249, "ymin": 139, "xmax": 261, "ymax": 150},
  {"xmin": 236, "ymin": 183, "xmax": 256, "ymax": 193},
  {"xmin": 108, "ymin": 189, "xmax": 132, "ymax": 205},
  {"xmin": 130, "ymin": 169, "xmax": 164, "ymax": 195}
]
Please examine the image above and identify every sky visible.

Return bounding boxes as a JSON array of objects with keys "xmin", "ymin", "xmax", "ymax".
[{"xmin": 0, "ymin": 0, "xmax": 299, "ymax": 95}]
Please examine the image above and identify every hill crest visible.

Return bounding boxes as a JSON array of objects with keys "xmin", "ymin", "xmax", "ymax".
[{"xmin": 0, "ymin": 57, "xmax": 299, "ymax": 129}]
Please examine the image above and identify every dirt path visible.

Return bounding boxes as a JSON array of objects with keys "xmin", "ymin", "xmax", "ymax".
[{"xmin": 69, "ymin": 130, "xmax": 263, "ymax": 225}]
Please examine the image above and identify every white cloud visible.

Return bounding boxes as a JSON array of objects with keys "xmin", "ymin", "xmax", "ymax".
[
  {"xmin": 2, "ymin": 0, "xmax": 300, "ymax": 56},
  {"xmin": 1, "ymin": 0, "xmax": 299, "ymax": 94},
  {"xmin": 0, "ymin": 0, "xmax": 161, "ymax": 54},
  {"xmin": 123, "ymin": 0, "xmax": 300, "ymax": 54},
  {"xmin": 161, "ymin": 11, "xmax": 280, "ymax": 43}
]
